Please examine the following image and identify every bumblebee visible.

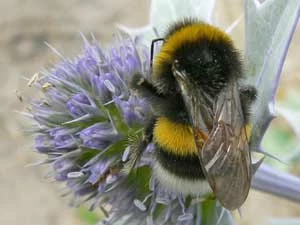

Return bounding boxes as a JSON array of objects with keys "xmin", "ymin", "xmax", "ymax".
[{"xmin": 128, "ymin": 19, "xmax": 256, "ymax": 210}]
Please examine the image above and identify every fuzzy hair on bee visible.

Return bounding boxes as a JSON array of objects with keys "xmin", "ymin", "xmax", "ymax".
[{"xmin": 128, "ymin": 18, "xmax": 257, "ymax": 210}]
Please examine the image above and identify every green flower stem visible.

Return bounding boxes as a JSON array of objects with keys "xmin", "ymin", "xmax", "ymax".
[{"xmin": 201, "ymin": 198, "xmax": 217, "ymax": 225}]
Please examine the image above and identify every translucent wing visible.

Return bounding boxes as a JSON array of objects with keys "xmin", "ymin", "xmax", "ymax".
[
  {"xmin": 172, "ymin": 63, "xmax": 251, "ymax": 209},
  {"xmin": 195, "ymin": 81, "xmax": 251, "ymax": 210}
]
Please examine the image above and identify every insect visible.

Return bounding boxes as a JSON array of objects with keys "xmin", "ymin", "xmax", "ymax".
[{"xmin": 127, "ymin": 19, "xmax": 257, "ymax": 210}]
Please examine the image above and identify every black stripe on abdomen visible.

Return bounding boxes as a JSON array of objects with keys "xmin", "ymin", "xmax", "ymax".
[{"xmin": 155, "ymin": 145, "xmax": 205, "ymax": 179}]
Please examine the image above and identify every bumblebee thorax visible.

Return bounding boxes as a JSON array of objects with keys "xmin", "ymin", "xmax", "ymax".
[{"xmin": 152, "ymin": 20, "xmax": 243, "ymax": 96}]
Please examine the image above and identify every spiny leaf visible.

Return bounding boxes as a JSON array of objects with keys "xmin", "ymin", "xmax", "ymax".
[
  {"xmin": 149, "ymin": 0, "xmax": 216, "ymax": 36},
  {"xmin": 117, "ymin": 0, "xmax": 216, "ymax": 43},
  {"xmin": 270, "ymin": 218, "xmax": 300, "ymax": 225},
  {"xmin": 245, "ymin": 0, "xmax": 300, "ymax": 150}
]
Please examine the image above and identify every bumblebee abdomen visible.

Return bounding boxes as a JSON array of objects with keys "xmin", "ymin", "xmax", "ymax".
[
  {"xmin": 152, "ymin": 116, "xmax": 210, "ymax": 195},
  {"xmin": 153, "ymin": 117, "xmax": 206, "ymax": 180},
  {"xmin": 153, "ymin": 117, "xmax": 197, "ymax": 156},
  {"xmin": 155, "ymin": 146, "xmax": 205, "ymax": 179}
]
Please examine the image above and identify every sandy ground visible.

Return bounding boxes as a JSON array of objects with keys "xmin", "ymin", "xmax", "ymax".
[{"xmin": 1, "ymin": 0, "xmax": 299, "ymax": 225}]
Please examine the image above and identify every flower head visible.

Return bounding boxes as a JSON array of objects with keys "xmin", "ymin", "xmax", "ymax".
[{"xmin": 27, "ymin": 35, "xmax": 156, "ymax": 223}]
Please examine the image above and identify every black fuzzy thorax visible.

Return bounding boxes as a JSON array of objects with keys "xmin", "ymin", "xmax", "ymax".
[
  {"xmin": 154, "ymin": 42, "xmax": 242, "ymax": 97},
  {"xmin": 153, "ymin": 19, "xmax": 243, "ymax": 98}
]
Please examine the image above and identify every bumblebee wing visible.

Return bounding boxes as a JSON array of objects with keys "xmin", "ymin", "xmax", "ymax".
[{"xmin": 196, "ymin": 81, "xmax": 251, "ymax": 210}]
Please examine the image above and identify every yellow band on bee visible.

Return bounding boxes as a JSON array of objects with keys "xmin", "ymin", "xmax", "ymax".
[
  {"xmin": 154, "ymin": 117, "xmax": 200, "ymax": 156},
  {"xmin": 154, "ymin": 23, "xmax": 232, "ymax": 77}
]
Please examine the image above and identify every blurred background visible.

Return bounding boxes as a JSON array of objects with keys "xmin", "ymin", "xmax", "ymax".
[{"xmin": 1, "ymin": 0, "xmax": 299, "ymax": 225}]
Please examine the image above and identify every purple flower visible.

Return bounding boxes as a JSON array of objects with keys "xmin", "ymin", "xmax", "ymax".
[
  {"xmin": 27, "ymin": 36, "xmax": 153, "ymax": 224},
  {"xmin": 114, "ymin": 96, "xmax": 150, "ymax": 125},
  {"xmin": 109, "ymin": 43, "xmax": 142, "ymax": 77},
  {"xmin": 92, "ymin": 72, "xmax": 126, "ymax": 103},
  {"xmin": 54, "ymin": 134, "xmax": 77, "ymax": 150},
  {"xmin": 79, "ymin": 123, "xmax": 121, "ymax": 150},
  {"xmin": 76, "ymin": 56, "xmax": 99, "ymax": 77},
  {"xmin": 66, "ymin": 93, "xmax": 92, "ymax": 118},
  {"xmin": 85, "ymin": 160, "xmax": 110, "ymax": 184},
  {"xmin": 35, "ymin": 134, "xmax": 54, "ymax": 153},
  {"xmin": 53, "ymin": 159, "xmax": 79, "ymax": 181},
  {"xmin": 66, "ymin": 178, "xmax": 96, "ymax": 196}
]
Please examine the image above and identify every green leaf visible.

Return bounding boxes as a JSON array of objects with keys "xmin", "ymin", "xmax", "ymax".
[{"xmin": 127, "ymin": 166, "xmax": 152, "ymax": 195}]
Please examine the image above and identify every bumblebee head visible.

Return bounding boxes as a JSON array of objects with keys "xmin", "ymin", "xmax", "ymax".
[{"xmin": 153, "ymin": 20, "xmax": 243, "ymax": 96}]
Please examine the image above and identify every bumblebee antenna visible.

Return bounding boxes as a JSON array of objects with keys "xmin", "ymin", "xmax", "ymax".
[{"xmin": 150, "ymin": 38, "xmax": 164, "ymax": 69}]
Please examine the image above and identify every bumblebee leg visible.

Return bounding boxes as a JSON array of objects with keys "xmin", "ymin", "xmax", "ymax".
[
  {"xmin": 122, "ymin": 117, "xmax": 156, "ymax": 174},
  {"xmin": 130, "ymin": 73, "xmax": 162, "ymax": 100},
  {"xmin": 239, "ymin": 85, "xmax": 257, "ymax": 123},
  {"xmin": 143, "ymin": 117, "xmax": 156, "ymax": 143},
  {"xmin": 130, "ymin": 73, "xmax": 175, "ymax": 117}
]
